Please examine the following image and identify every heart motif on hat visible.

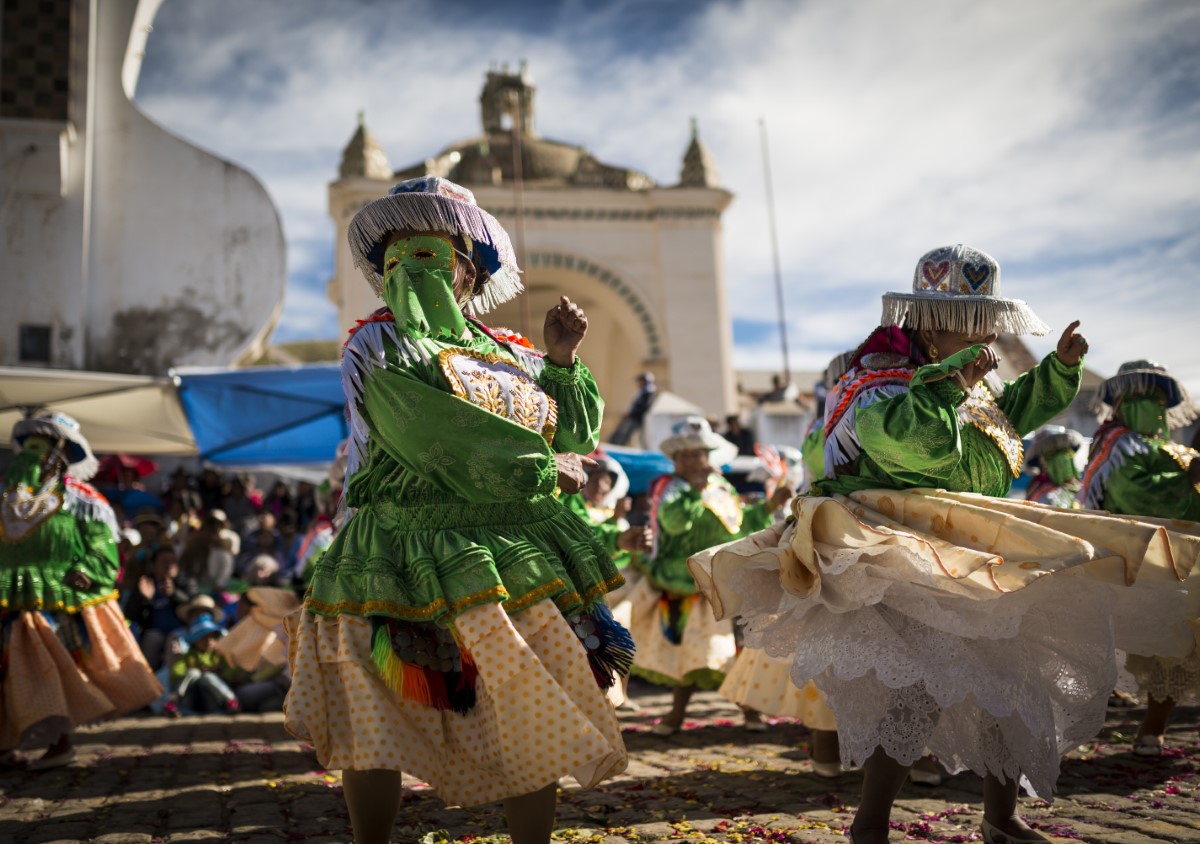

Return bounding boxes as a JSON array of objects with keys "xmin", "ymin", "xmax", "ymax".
[
  {"xmin": 961, "ymin": 262, "xmax": 991, "ymax": 291},
  {"xmin": 922, "ymin": 261, "xmax": 950, "ymax": 289}
]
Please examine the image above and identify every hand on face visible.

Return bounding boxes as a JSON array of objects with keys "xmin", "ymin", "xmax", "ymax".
[
  {"xmin": 544, "ymin": 296, "xmax": 588, "ymax": 368},
  {"xmin": 1055, "ymin": 320, "xmax": 1088, "ymax": 366},
  {"xmin": 617, "ymin": 525, "xmax": 653, "ymax": 553}
]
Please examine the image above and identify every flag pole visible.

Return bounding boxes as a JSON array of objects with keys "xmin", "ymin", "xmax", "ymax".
[{"xmin": 759, "ymin": 116, "xmax": 791, "ymax": 382}]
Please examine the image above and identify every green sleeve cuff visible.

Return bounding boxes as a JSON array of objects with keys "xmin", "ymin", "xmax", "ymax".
[
  {"xmin": 536, "ymin": 457, "xmax": 560, "ymax": 497},
  {"xmin": 1048, "ymin": 351, "xmax": 1083, "ymax": 375},
  {"xmin": 540, "ymin": 358, "xmax": 584, "ymax": 386}
]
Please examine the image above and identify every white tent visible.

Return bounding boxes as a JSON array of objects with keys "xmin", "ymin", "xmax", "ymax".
[{"xmin": 0, "ymin": 367, "xmax": 197, "ymax": 455}]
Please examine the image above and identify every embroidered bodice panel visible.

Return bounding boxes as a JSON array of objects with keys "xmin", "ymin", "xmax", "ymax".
[
  {"xmin": 438, "ymin": 348, "xmax": 557, "ymax": 445},
  {"xmin": 959, "ymin": 384, "xmax": 1024, "ymax": 478}
]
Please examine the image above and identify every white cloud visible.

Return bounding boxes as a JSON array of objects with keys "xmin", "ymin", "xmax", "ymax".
[{"xmin": 135, "ymin": 0, "xmax": 1200, "ymax": 395}]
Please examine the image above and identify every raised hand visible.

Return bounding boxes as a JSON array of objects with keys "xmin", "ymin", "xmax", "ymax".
[
  {"xmin": 955, "ymin": 345, "xmax": 1001, "ymax": 391},
  {"xmin": 766, "ymin": 484, "xmax": 795, "ymax": 514},
  {"xmin": 1056, "ymin": 320, "xmax": 1088, "ymax": 366},
  {"xmin": 544, "ymin": 296, "xmax": 588, "ymax": 368},
  {"xmin": 617, "ymin": 525, "xmax": 653, "ymax": 553}
]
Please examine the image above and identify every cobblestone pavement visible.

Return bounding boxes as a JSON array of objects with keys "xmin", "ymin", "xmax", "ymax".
[{"xmin": 2, "ymin": 685, "xmax": 1199, "ymax": 844}]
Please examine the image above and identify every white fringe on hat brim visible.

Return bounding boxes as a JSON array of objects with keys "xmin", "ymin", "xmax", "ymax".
[
  {"xmin": 1026, "ymin": 431, "xmax": 1084, "ymax": 466},
  {"xmin": 348, "ymin": 193, "xmax": 523, "ymax": 314},
  {"xmin": 1091, "ymin": 371, "xmax": 1198, "ymax": 430},
  {"xmin": 881, "ymin": 293, "xmax": 1050, "ymax": 336}
]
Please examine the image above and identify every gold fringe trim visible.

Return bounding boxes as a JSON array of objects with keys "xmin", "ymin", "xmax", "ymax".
[
  {"xmin": 0, "ymin": 589, "xmax": 119, "ymax": 612},
  {"xmin": 501, "ymin": 578, "xmax": 567, "ymax": 615}
]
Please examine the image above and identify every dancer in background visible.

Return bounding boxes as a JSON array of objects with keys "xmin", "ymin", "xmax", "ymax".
[
  {"xmin": 1, "ymin": 412, "xmax": 160, "ymax": 769},
  {"xmin": 285, "ymin": 177, "xmax": 630, "ymax": 844},
  {"xmin": 1024, "ymin": 425, "xmax": 1085, "ymax": 508},
  {"xmin": 1080, "ymin": 360, "xmax": 1200, "ymax": 756},
  {"xmin": 690, "ymin": 245, "xmax": 1198, "ymax": 844},
  {"xmin": 627, "ymin": 416, "xmax": 791, "ymax": 734}
]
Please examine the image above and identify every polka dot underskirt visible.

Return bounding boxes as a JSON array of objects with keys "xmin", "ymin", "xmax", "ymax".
[
  {"xmin": 284, "ymin": 598, "xmax": 627, "ymax": 807},
  {"xmin": 720, "ymin": 647, "xmax": 837, "ymax": 730}
]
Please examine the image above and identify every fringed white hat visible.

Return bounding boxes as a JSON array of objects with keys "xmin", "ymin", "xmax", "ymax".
[
  {"xmin": 348, "ymin": 176, "xmax": 522, "ymax": 314},
  {"xmin": 12, "ymin": 410, "xmax": 99, "ymax": 481},
  {"xmin": 1025, "ymin": 424, "xmax": 1084, "ymax": 467},
  {"xmin": 1095, "ymin": 360, "xmax": 1197, "ymax": 429},
  {"xmin": 881, "ymin": 244, "xmax": 1050, "ymax": 337},
  {"xmin": 659, "ymin": 416, "xmax": 738, "ymax": 466}
]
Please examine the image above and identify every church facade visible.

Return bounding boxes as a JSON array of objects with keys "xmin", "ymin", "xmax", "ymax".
[{"xmin": 327, "ymin": 67, "xmax": 739, "ymax": 428}]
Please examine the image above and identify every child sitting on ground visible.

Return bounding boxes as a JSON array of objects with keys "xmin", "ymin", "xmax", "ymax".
[{"xmin": 166, "ymin": 614, "xmax": 239, "ymax": 716}]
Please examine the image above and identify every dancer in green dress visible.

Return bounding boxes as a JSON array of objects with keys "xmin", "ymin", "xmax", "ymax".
[
  {"xmin": 284, "ymin": 177, "xmax": 631, "ymax": 844},
  {"xmin": 1081, "ymin": 360, "xmax": 1200, "ymax": 757}
]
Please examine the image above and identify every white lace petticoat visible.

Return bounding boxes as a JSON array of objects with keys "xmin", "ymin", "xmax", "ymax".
[{"xmin": 688, "ymin": 489, "xmax": 1200, "ymax": 798}]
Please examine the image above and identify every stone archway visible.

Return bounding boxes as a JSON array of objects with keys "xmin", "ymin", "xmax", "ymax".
[{"xmin": 482, "ymin": 253, "xmax": 666, "ymax": 438}]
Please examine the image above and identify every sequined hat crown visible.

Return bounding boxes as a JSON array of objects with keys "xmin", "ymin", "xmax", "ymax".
[
  {"xmin": 347, "ymin": 176, "xmax": 522, "ymax": 314},
  {"xmin": 880, "ymin": 244, "xmax": 1050, "ymax": 336}
]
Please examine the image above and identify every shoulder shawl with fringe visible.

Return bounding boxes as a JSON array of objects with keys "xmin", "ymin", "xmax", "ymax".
[
  {"xmin": 339, "ymin": 309, "xmax": 546, "ymax": 509},
  {"xmin": 1078, "ymin": 424, "xmax": 1154, "ymax": 510},
  {"xmin": 63, "ymin": 477, "xmax": 119, "ymax": 541}
]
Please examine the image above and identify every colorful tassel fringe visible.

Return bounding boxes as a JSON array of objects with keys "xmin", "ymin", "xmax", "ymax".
[
  {"xmin": 657, "ymin": 593, "xmax": 695, "ymax": 645},
  {"xmin": 369, "ymin": 618, "xmax": 478, "ymax": 714},
  {"xmin": 570, "ymin": 602, "xmax": 636, "ymax": 690}
]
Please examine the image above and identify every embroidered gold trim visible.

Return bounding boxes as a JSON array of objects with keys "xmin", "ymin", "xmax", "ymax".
[
  {"xmin": 0, "ymin": 486, "xmax": 66, "ymax": 545},
  {"xmin": 1162, "ymin": 442, "xmax": 1200, "ymax": 493},
  {"xmin": 959, "ymin": 384, "xmax": 1024, "ymax": 478},
  {"xmin": 0, "ymin": 589, "xmax": 119, "ymax": 612},
  {"xmin": 437, "ymin": 347, "xmax": 557, "ymax": 445}
]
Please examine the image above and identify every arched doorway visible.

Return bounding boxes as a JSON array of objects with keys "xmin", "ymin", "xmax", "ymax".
[{"xmin": 481, "ymin": 253, "xmax": 665, "ymax": 439}]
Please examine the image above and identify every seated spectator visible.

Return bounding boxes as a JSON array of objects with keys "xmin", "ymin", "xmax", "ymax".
[
  {"xmin": 208, "ymin": 509, "xmax": 241, "ymax": 557},
  {"xmin": 125, "ymin": 546, "xmax": 194, "ymax": 670},
  {"xmin": 179, "ymin": 520, "xmax": 235, "ymax": 594},
  {"xmin": 244, "ymin": 553, "xmax": 284, "ymax": 587},
  {"xmin": 221, "ymin": 476, "xmax": 259, "ymax": 536},
  {"xmin": 166, "ymin": 615, "xmax": 239, "ymax": 716}
]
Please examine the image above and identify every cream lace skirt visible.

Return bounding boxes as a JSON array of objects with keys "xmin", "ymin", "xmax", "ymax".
[{"xmin": 689, "ymin": 489, "xmax": 1200, "ymax": 798}]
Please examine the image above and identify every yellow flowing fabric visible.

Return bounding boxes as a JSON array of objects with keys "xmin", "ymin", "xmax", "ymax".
[{"xmin": 689, "ymin": 489, "xmax": 1200, "ymax": 797}]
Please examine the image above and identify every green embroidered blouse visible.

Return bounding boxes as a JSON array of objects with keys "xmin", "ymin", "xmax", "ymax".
[
  {"xmin": 1100, "ymin": 441, "xmax": 1200, "ymax": 522},
  {"xmin": 0, "ymin": 475, "xmax": 120, "ymax": 612},
  {"xmin": 642, "ymin": 474, "xmax": 774, "ymax": 597},
  {"xmin": 307, "ymin": 322, "xmax": 622, "ymax": 625},
  {"xmin": 821, "ymin": 350, "xmax": 1082, "ymax": 499}
]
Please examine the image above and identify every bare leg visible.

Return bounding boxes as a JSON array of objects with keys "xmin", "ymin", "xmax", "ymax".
[
  {"xmin": 343, "ymin": 769, "xmax": 402, "ymax": 844},
  {"xmin": 742, "ymin": 706, "xmax": 765, "ymax": 729},
  {"xmin": 660, "ymin": 684, "xmax": 695, "ymax": 729},
  {"xmin": 982, "ymin": 772, "xmax": 1047, "ymax": 841},
  {"xmin": 1136, "ymin": 694, "xmax": 1176, "ymax": 741},
  {"xmin": 503, "ymin": 781, "xmax": 557, "ymax": 844},
  {"xmin": 849, "ymin": 747, "xmax": 912, "ymax": 844}
]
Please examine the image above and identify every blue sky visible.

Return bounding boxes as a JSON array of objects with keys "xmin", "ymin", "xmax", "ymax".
[{"xmin": 136, "ymin": 0, "xmax": 1200, "ymax": 393}]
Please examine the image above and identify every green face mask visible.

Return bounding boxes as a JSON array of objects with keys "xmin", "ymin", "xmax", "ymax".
[
  {"xmin": 6, "ymin": 439, "xmax": 50, "ymax": 489},
  {"xmin": 1121, "ymin": 393, "xmax": 1169, "ymax": 439},
  {"xmin": 1043, "ymin": 449, "xmax": 1078, "ymax": 486},
  {"xmin": 382, "ymin": 235, "xmax": 468, "ymax": 339}
]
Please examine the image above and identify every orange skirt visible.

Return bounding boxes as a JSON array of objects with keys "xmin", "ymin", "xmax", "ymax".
[{"xmin": 1, "ymin": 601, "xmax": 162, "ymax": 750}]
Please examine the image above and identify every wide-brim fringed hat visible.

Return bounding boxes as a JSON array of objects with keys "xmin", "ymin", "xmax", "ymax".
[
  {"xmin": 1025, "ymin": 425, "xmax": 1085, "ymax": 468},
  {"xmin": 1095, "ymin": 360, "xmax": 1197, "ymax": 429},
  {"xmin": 12, "ymin": 410, "xmax": 99, "ymax": 481},
  {"xmin": 881, "ymin": 244, "xmax": 1050, "ymax": 337},
  {"xmin": 660, "ymin": 416, "xmax": 738, "ymax": 466},
  {"xmin": 348, "ymin": 175, "xmax": 522, "ymax": 314}
]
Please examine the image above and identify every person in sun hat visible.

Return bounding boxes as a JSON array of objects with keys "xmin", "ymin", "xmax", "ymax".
[
  {"xmin": 0, "ymin": 411, "xmax": 161, "ymax": 770},
  {"xmin": 165, "ymin": 613, "xmax": 239, "ymax": 716},
  {"xmin": 1080, "ymin": 359, "xmax": 1200, "ymax": 758},
  {"xmin": 623, "ymin": 416, "xmax": 793, "ymax": 735},
  {"xmin": 284, "ymin": 176, "xmax": 631, "ymax": 844},
  {"xmin": 1024, "ymin": 425, "xmax": 1086, "ymax": 508},
  {"xmin": 688, "ymin": 244, "xmax": 1200, "ymax": 844}
]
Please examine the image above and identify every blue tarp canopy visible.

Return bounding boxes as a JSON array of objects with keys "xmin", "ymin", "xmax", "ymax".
[{"xmin": 174, "ymin": 364, "xmax": 347, "ymax": 466}]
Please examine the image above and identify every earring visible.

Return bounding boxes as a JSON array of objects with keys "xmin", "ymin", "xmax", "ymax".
[{"xmin": 929, "ymin": 343, "xmax": 940, "ymax": 362}]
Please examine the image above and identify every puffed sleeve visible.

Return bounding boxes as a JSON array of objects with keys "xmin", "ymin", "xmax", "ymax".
[
  {"xmin": 995, "ymin": 353, "xmax": 1082, "ymax": 437},
  {"xmin": 538, "ymin": 359, "xmax": 604, "ymax": 454},
  {"xmin": 1104, "ymin": 450, "xmax": 1200, "ymax": 522},
  {"xmin": 73, "ymin": 513, "xmax": 120, "ymax": 594}
]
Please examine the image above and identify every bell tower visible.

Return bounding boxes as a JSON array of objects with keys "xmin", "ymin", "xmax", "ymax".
[{"xmin": 479, "ymin": 62, "xmax": 536, "ymax": 137}]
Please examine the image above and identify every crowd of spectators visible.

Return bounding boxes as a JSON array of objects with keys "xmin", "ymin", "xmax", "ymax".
[{"xmin": 100, "ymin": 467, "xmax": 335, "ymax": 718}]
